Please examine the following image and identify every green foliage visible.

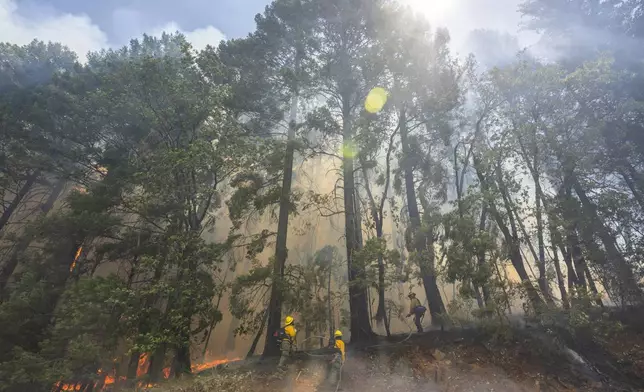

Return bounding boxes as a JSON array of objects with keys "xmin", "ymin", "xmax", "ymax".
[
  {"xmin": 229, "ymin": 245, "xmax": 346, "ymax": 340},
  {"xmin": 4, "ymin": 0, "xmax": 644, "ymax": 389},
  {"xmin": 353, "ymin": 238, "xmax": 402, "ymax": 290}
]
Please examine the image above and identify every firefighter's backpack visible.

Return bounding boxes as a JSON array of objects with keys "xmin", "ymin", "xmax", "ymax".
[{"xmin": 273, "ymin": 327, "xmax": 288, "ymax": 345}]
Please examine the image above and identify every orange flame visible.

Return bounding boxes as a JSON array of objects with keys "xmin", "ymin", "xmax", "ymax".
[
  {"xmin": 53, "ymin": 356, "xmax": 238, "ymax": 391},
  {"xmin": 58, "ymin": 383, "xmax": 81, "ymax": 391},
  {"xmin": 103, "ymin": 375, "xmax": 115, "ymax": 386},
  {"xmin": 69, "ymin": 246, "xmax": 83, "ymax": 272},
  {"xmin": 191, "ymin": 357, "xmax": 240, "ymax": 372},
  {"xmin": 136, "ymin": 353, "xmax": 150, "ymax": 377}
]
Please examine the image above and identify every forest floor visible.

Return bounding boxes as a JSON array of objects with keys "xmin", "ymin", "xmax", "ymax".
[{"xmin": 134, "ymin": 309, "xmax": 644, "ymax": 392}]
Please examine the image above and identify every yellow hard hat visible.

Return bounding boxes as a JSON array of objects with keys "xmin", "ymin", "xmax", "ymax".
[
  {"xmin": 334, "ymin": 330, "xmax": 342, "ymax": 338},
  {"xmin": 285, "ymin": 315, "xmax": 294, "ymax": 325}
]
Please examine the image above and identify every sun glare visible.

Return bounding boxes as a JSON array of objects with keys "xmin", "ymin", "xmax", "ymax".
[{"xmin": 400, "ymin": 0, "xmax": 453, "ymax": 24}]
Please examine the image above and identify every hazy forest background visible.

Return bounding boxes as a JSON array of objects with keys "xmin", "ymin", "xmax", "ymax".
[{"xmin": 1, "ymin": 0, "xmax": 644, "ymax": 391}]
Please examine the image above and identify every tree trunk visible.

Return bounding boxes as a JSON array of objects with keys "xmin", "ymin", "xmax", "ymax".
[
  {"xmin": 515, "ymin": 131, "xmax": 551, "ymax": 304},
  {"xmin": 0, "ymin": 171, "xmax": 38, "ymax": 234},
  {"xmin": 477, "ymin": 204, "xmax": 491, "ymax": 306},
  {"xmin": 572, "ymin": 178, "xmax": 642, "ymax": 303},
  {"xmin": 507, "ymin": 196, "xmax": 553, "ymax": 305},
  {"xmin": 226, "ymin": 317, "xmax": 239, "ymax": 352},
  {"xmin": 534, "ymin": 175, "xmax": 549, "ymax": 302},
  {"xmin": 148, "ymin": 344, "xmax": 167, "ymax": 382},
  {"xmin": 375, "ymin": 221, "xmax": 390, "ymax": 336},
  {"xmin": 543, "ymin": 192, "xmax": 580, "ymax": 295},
  {"xmin": 472, "ymin": 284, "xmax": 485, "ymax": 309},
  {"xmin": 264, "ymin": 91, "xmax": 298, "ymax": 357},
  {"xmin": 172, "ymin": 265, "xmax": 198, "ymax": 378},
  {"xmin": 5, "ymin": 239, "xmax": 82, "ymax": 356},
  {"xmin": 473, "ymin": 157, "xmax": 544, "ymax": 311},
  {"xmin": 342, "ymin": 93, "xmax": 373, "ymax": 343},
  {"xmin": 550, "ymin": 230, "xmax": 570, "ymax": 309},
  {"xmin": 354, "ymin": 188, "xmax": 364, "ymax": 249},
  {"xmin": 620, "ymin": 170, "xmax": 644, "ymax": 211},
  {"xmin": 538, "ymin": 178, "xmax": 581, "ymax": 297},
  {"xmin": 359, "ymin": 135, "xmax": 394, "ymax": 336},
  {"xmin": 492, "ymin": 247, "xmax": 513, "ymax": 315},
  {"xmin": 0, "ymin": 179, "xmax": 65, "ymax": 293},
  {"xmin": 328, "ymin": 265, "xmax": 334, "ymax": 342},
  {"xmin": 560, "ymin": 245, "xmax": 578, "ymax": 290},
  {"xmin": 559, "ymin": 183, "xmax": 589, "ymax": 295},
  {"xmin": 584, "ymin": 267, "xmax": 604, "ymax": 307},
  {"xmin": 202, "ymin": 275, "xmax": 227, "ymax": 359},
  {"xmin": 126, "ymin": 352, "xmax": 141, "ymax": 383},
  {"xmin": 400, "ymin": 109, "xmax": 445, "ymax": 324},
  {"xmin": 152, "ymin": 254, "xmax": 191, "ymax": 380},
  {"xmin": 578, "ymin": 225, "xmax": 608, "ymax": 307},
  {"xmin": 128, "ymin": 260, "xmax": 166, "ymax": 382},
  {"xmin": 248, "ymin": 307, "xmax": 269, "ymax": 359},
  {"xmin": 172, "ymin": 338, "xmax": 191, "ymax": 378}
]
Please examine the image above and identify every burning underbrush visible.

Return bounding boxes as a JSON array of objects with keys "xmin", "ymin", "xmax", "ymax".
[
  {"xmin": 53, "ymin": 354, "xmax": 241, "ymax": 391},
  {"xmin": 128, "ymin": 319, "xmax": 644, "ymax": 392}
]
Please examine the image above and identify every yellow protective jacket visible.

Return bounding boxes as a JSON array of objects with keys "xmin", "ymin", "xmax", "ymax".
[
  {"xmin": 334, "ymin": 339, "xmax": 345, "ymax": 362},
  {"xmin": 284, "ymin": 325, "xmax": 297, "ymax": 344}
]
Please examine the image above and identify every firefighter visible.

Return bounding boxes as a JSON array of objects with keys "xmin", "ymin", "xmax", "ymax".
[
  {"xmin": 278, "ymin": 315, "xmax": 297, "ymax": 368},
  {"xmin": 327, "ymin": 330, "xmax": 345, "ymax": 386},
  {"xmin": 407, "ymin": 292, "xmax": 426, "ymax": 333}
]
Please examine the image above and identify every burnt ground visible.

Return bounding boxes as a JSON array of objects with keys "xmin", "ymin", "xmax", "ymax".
[{"xmin": 139, "ymin": 309, "xmax": 644, "ymax": 392}]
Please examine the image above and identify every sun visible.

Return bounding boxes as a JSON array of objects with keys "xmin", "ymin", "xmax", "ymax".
[{"xmin": 399, "ymin": 0, "xmax": 454, "ymax": 24}]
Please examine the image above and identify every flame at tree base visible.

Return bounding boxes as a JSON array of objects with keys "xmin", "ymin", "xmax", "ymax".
[{"xmin": 54, "ymin": 355, "xmax": 240, "ymax": 391}]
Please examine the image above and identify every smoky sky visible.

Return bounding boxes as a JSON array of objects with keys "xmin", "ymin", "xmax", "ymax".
[{"xmin": 1, "ymin": 0, "xmax": 541, "ymax": 61}]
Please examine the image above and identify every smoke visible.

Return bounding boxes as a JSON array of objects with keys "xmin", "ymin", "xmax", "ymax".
[{"xmin": 0, "ymin": 0, "xmax": 108, "ymax": 60}]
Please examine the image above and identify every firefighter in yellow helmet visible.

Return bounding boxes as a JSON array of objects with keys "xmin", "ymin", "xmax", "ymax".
[
  {"xmin": 407, "ymin": 292, "xmax": 426, "ymax": 333},
  {"xmin": 277, "ymin": 315, "xmax": 297, "ymax": 368},
  {"xmin": 333, "ymin": 330, "xmax": 345, "ymax": 362},
  {"xmin": 327, "ymin": 330, "xmax": 345, "ymax": 386}
]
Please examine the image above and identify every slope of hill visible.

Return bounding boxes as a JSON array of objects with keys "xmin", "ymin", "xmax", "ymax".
[{"xmin": 135, "ymin": 310, "xmax": 644, "ymax": 392}]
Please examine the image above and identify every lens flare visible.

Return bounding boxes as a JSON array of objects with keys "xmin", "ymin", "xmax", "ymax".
[
  {"xmin": 341, "ymin": 141, "xmax": 358, "ymax": 158},
  {"xmin": 365, "ymin": 87, "xmax": 388, "ymax": 113}
]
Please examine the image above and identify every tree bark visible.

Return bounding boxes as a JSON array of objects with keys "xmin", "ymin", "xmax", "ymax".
[
  {"xmin": 542, "ymin": 191, "xmax": 580, "ymax": 295},
  {"xmin": 399, "ymin": 108, "xmax": 445, "ymax": 324},
  {"xmin": 477, "ymin": 204, "xmax": 491, "ymax": 306},
  {"xmin": 126, "ymin": 352, "xmax": 142, "ymax": 383},
  {"xmin": 0, "ymin": 171, "xmax": 38, "ymax": 234},
  {"xmin": 620, "ymin": 170, "xmax": 644, "ymax": 211},
  {"xmin": 264, "ymin": 91, "xmax": 299, "ymax": 356},
  {"xmin": 558, "ymin": 183, "xmax": 589, "ymax": 296},
  {"xmin": 128, "ymin": 259, "xmax": 166, "ymax": 382},
  {"xmin": 248, "ymin": 307, "xmax": 269, "ymax": 359},
  {"xmin": 172, "ymin": 341, "xmax": 191, "ymax": 378},
  {"xmin": 506, "ymin": 192, "xmax": 553, "ymax": 305},
  {"xmin": 202, "ymin": 281, "xmax": 226, "ymax": 359},
  {"xmin": 328, "ymin": 264, "xmax": 334, "ymax": 342},
  {"xmin": 534, "ymin": 174, "xmax": 549, "ymax": 301},
  {"xmin": 572, "ymin": 177, "xmax": 642, "ymax": 303},
  {"xmin": 0, "ymin": 179, "xmax": 65, "ymax": 293},
  {"xmin": 148, "ymin": 344, "xmax": 168, "ymax": 382},
  {"xmin": 550, "ymin": 230, "xmax": 570, "ymax": 309},
  {"xmin": 584, "ymin": 267, "xmax": 604, "ymax": 307},
  {"xmin": 359, "ymin": 148, "xmax": 392, "ymax": 337},
  {"xmin": 514, "ymin": 129, "xmax": 551, "ymax": 304},
  {"xmin": 473, "ymin": 156, "xmax": 544, "ymax": 311},
  {"xmin": 341, "ymin": 91, "xmax": 372, "ymax": 342},
  {"xmin": 578, "ymin": 225, "xmax": 608, "ymax": 307}
]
